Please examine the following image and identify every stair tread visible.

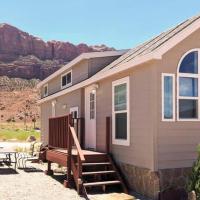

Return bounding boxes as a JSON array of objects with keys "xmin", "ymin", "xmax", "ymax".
[
  {"xmin": 83, "ymin": 180, "xmax": 121, "ymax": 187},
  {"xmin": 82, "ymin": 162, "xmax": 111, "ymax": 166},
  {"xmin": 82, "ymin": 170, "xmax": 116, "ymax": 175}
]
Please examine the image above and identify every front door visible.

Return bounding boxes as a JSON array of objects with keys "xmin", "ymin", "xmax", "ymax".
[{"xmin": 85, "ymin": 86, "xmax": 96, "ymax": 150}]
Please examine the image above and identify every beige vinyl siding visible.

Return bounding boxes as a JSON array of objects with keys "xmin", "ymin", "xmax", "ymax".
[
  {"xmin": 47, "ymin": 76, "xmax": 60, "ymax": 96},
  {"xmin": 55, "ymin": 89, "xmax": 84, "ymax": 117},
  {"xmin": 96, "ymin": 64, "xmax": 156, "ymax": 170},
  {"xmin": 72, "ymin": 60, "xmax": 89, "ymax": 85},
  {"xmin": 88, "ymin": 56, "xmax": 121, "ymax": 77},
  {"xmin": 157, "ymin": 28, "xmax": 200, "ymax": 169},
  {"xmin": 40, "ymin": 101, "xmax": 52, "ymax": 144},
  {"xmin": 41, "ymin": 60, "xmax": 89, "ymax": 97}
]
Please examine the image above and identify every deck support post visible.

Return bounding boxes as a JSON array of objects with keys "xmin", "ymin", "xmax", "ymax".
[
  {"xmin": 77, "ymin": 156, "xmax": 83, "ymax": 194},
  {"xmin": 45, "ymin": 161, "xmax": 54, "ymax": 175},
  {"xmin": 67, "ymin": 114, "xmax": 73, "ymax": 188}
]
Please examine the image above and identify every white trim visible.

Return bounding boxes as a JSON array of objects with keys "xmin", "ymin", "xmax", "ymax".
[
  {"xmin": 161, "ymin": 73, "xmax": 175, "ymax": 122},
  {"xmin": 177, "ymin": 49, "xmax": 200, "ymax": 121},
  {"xmin": 112, "ymin": 76, "xmax": 130, "ymax": 146},
  {"xmin": 37, "ymin": 50, "xmax": 128, "ymax": 88},
  {"xmin": 61, "ymin": 70, "xmax": 72, "ymax": 89},
  {"xmin": 43, "ymin": 84, "xmax": 48, "ymax": 97}
]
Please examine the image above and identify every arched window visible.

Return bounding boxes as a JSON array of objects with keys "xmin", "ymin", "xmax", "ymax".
[{"xmin": 178, "ymin": 50, "xmax": 199, "ymax": 120}]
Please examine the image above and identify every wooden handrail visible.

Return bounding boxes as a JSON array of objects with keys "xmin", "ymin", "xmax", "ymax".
[
  {"xmin": 67, "ymin": 115, "xmax": 85, "ymax": 194},
  {"xmin": 69, "ymin": 126, "xmax": 85, "ymax": 162}
]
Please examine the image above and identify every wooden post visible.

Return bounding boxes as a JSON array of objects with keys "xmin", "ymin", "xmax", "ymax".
[
  {"xmin": 106, "ymin": 117, "xmax": 111, "ymax": 154},
  {"xmin": 66, "ymin": 115, "xmax": 72, "ymax": 188},
  {"xmin": 77, "ymin": 156, "xmax": 83, "ymax": 194},
  {"xmin": 80, "ymin": 118, "xmax": 85, "ymax": 149},
  {"xmin": 45, "ymin": 161, "xmax": 53, "ymax": 175}
]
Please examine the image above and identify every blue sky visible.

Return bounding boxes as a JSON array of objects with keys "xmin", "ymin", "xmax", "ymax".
[{"xmin": 1, "ymin": 0, "xmax": 200, "ymax": 49}]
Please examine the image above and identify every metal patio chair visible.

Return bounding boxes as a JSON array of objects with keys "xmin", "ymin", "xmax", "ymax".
[{"xmin": 18, "ymin": 142, "xmax": 42, "ymax": 169}]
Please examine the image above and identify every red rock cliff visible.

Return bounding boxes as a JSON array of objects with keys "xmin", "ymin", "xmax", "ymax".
[{"xmin": 0, "ymin": 23, "xmax": 114, "ymax": 80}]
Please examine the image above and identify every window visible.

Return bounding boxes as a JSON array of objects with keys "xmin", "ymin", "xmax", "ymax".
[
  {"xmin": 61, "ymin": 71, "xmax": 72, "ymax": 89},
  {"xmin": 44, "ymin": 84, "xmax": 48, "ymax": 97},
  {"xmin": 112, "ymin": 77, "xmax": 130, "ymax": 146},
  {"xmin": 90, "ymin": 92, "xmax": 95, "ymax": 119},
  {"xmin": 177, "ymin": 50, "xmax": 200, "ymax": 120},
  {"xmin": 162, "ymin": 74, "xmax": 175, "ymax": 121}
]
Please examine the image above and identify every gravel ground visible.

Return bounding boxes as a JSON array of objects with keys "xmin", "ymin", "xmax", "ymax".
[{"xmin": 0, "ymin": 162, "xmax": 84, "ymax": 200}]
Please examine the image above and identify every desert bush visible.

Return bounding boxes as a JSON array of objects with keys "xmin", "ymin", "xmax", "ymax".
[{"xmin": 187, "ymin": 145, "xmax": 200, "ymax": 199}]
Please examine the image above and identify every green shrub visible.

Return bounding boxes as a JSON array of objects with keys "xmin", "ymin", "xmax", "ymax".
[{"xmin": 187, "ymin": 145, "xmax": 200, "ymax": 199}]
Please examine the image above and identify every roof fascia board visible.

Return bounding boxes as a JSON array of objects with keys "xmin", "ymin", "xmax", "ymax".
[
  {"xmin": 38, "ymin": 53, "xmax": 158, "ymax": 104},
  {"xmin": 37, "ymin": 50, "xmax": 128, "ymax": 89}
]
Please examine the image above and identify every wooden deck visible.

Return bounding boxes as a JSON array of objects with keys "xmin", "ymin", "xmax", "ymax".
[
  {"xmin": 46, "ymin": 148, "xmax": 107, "ymax": 167},
  {"xmin": 54, "ymin": 149, "xmax": 106, "ymax": 156}
]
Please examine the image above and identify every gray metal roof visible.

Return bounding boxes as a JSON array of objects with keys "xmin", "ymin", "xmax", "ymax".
[{"xmin": 102, "ymin": 14, "xmax": 200, "ymax": 71}]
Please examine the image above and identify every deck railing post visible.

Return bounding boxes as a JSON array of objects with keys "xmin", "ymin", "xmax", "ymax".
[
  {"xmin": 81, "ymin": 118, "xmax": 85, "ymax": 149},
  {"xmin": 106, "ymin": 116, "xmax": 111, "ymax": 154},
  {"xmin": 77, "ymin": 155, "xmax": 83, "ymax": 194},
  {"xmin": 67, "ymin": 115, "xmax": 73, "ymax": 187}
]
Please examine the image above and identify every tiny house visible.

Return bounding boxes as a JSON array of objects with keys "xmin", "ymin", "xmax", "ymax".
[{"xmin": 37, "ymin": 15, "xmax": 200, "ymax": 199}]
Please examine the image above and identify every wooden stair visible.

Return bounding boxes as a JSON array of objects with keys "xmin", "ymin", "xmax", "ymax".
[
  {"xmin": 84, "ymin": 180, "xmax": 121, "ymax": 187},
  {"xmin": 79, "ymin": 154, "xmax": 128, "ymax": 198},
  {"xmin": 82, "ymin": 170, "xmax": 115, "ymax": 176},
  {"xmin": 63, "ymin": 125, "xmax": 128, "ymax": 198}
]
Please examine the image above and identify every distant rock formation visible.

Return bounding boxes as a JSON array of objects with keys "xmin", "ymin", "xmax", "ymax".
[{"xmin": 0, "ymin": 23, "xmax": 114, "ymax": 80}]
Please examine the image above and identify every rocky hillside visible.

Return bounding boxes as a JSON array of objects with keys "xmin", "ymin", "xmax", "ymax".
[
  {"xmin": 0, "ymin": 23, "xmax": 114, "ymax": 80},
  {"xmin": 0, "ymin": 76, "xmax": 39, "ymax": 91},
  {"xmin": 0, "ymin": 76, "xmax": 39, "ymax": 123}
]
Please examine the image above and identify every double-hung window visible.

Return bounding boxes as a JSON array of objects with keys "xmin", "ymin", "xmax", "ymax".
[
  {"xmin": 61, "ymin": 71, "xmax": 72, "ymax": 89},
  {"xmin": 112, "ymin": 77, "xmax": 130, "ymax": 146}
]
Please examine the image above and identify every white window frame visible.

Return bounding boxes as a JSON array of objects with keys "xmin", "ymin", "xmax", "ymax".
[
  {"xmin": 177, "ymin": 49, "xmax": 200, "ymax": 121},
  {"xmin": 61, "ymin": 70, "xmax": 72, "ymax": 89},
  {"xmin": 112, "ymin": 76, "xmax": 130, "ymax": 146},
  {"xmin": 44, "ymin": 84, "xmax": 48, "ymax": 97},
  {"xmin": 161, "ymin": 73, "xmax": 175, "ymax": 122}
]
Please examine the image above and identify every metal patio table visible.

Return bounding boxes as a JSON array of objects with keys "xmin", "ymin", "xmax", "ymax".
[{"xmin": 0, "ymin": 148, "xmax": 17, "ymax": 170}]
